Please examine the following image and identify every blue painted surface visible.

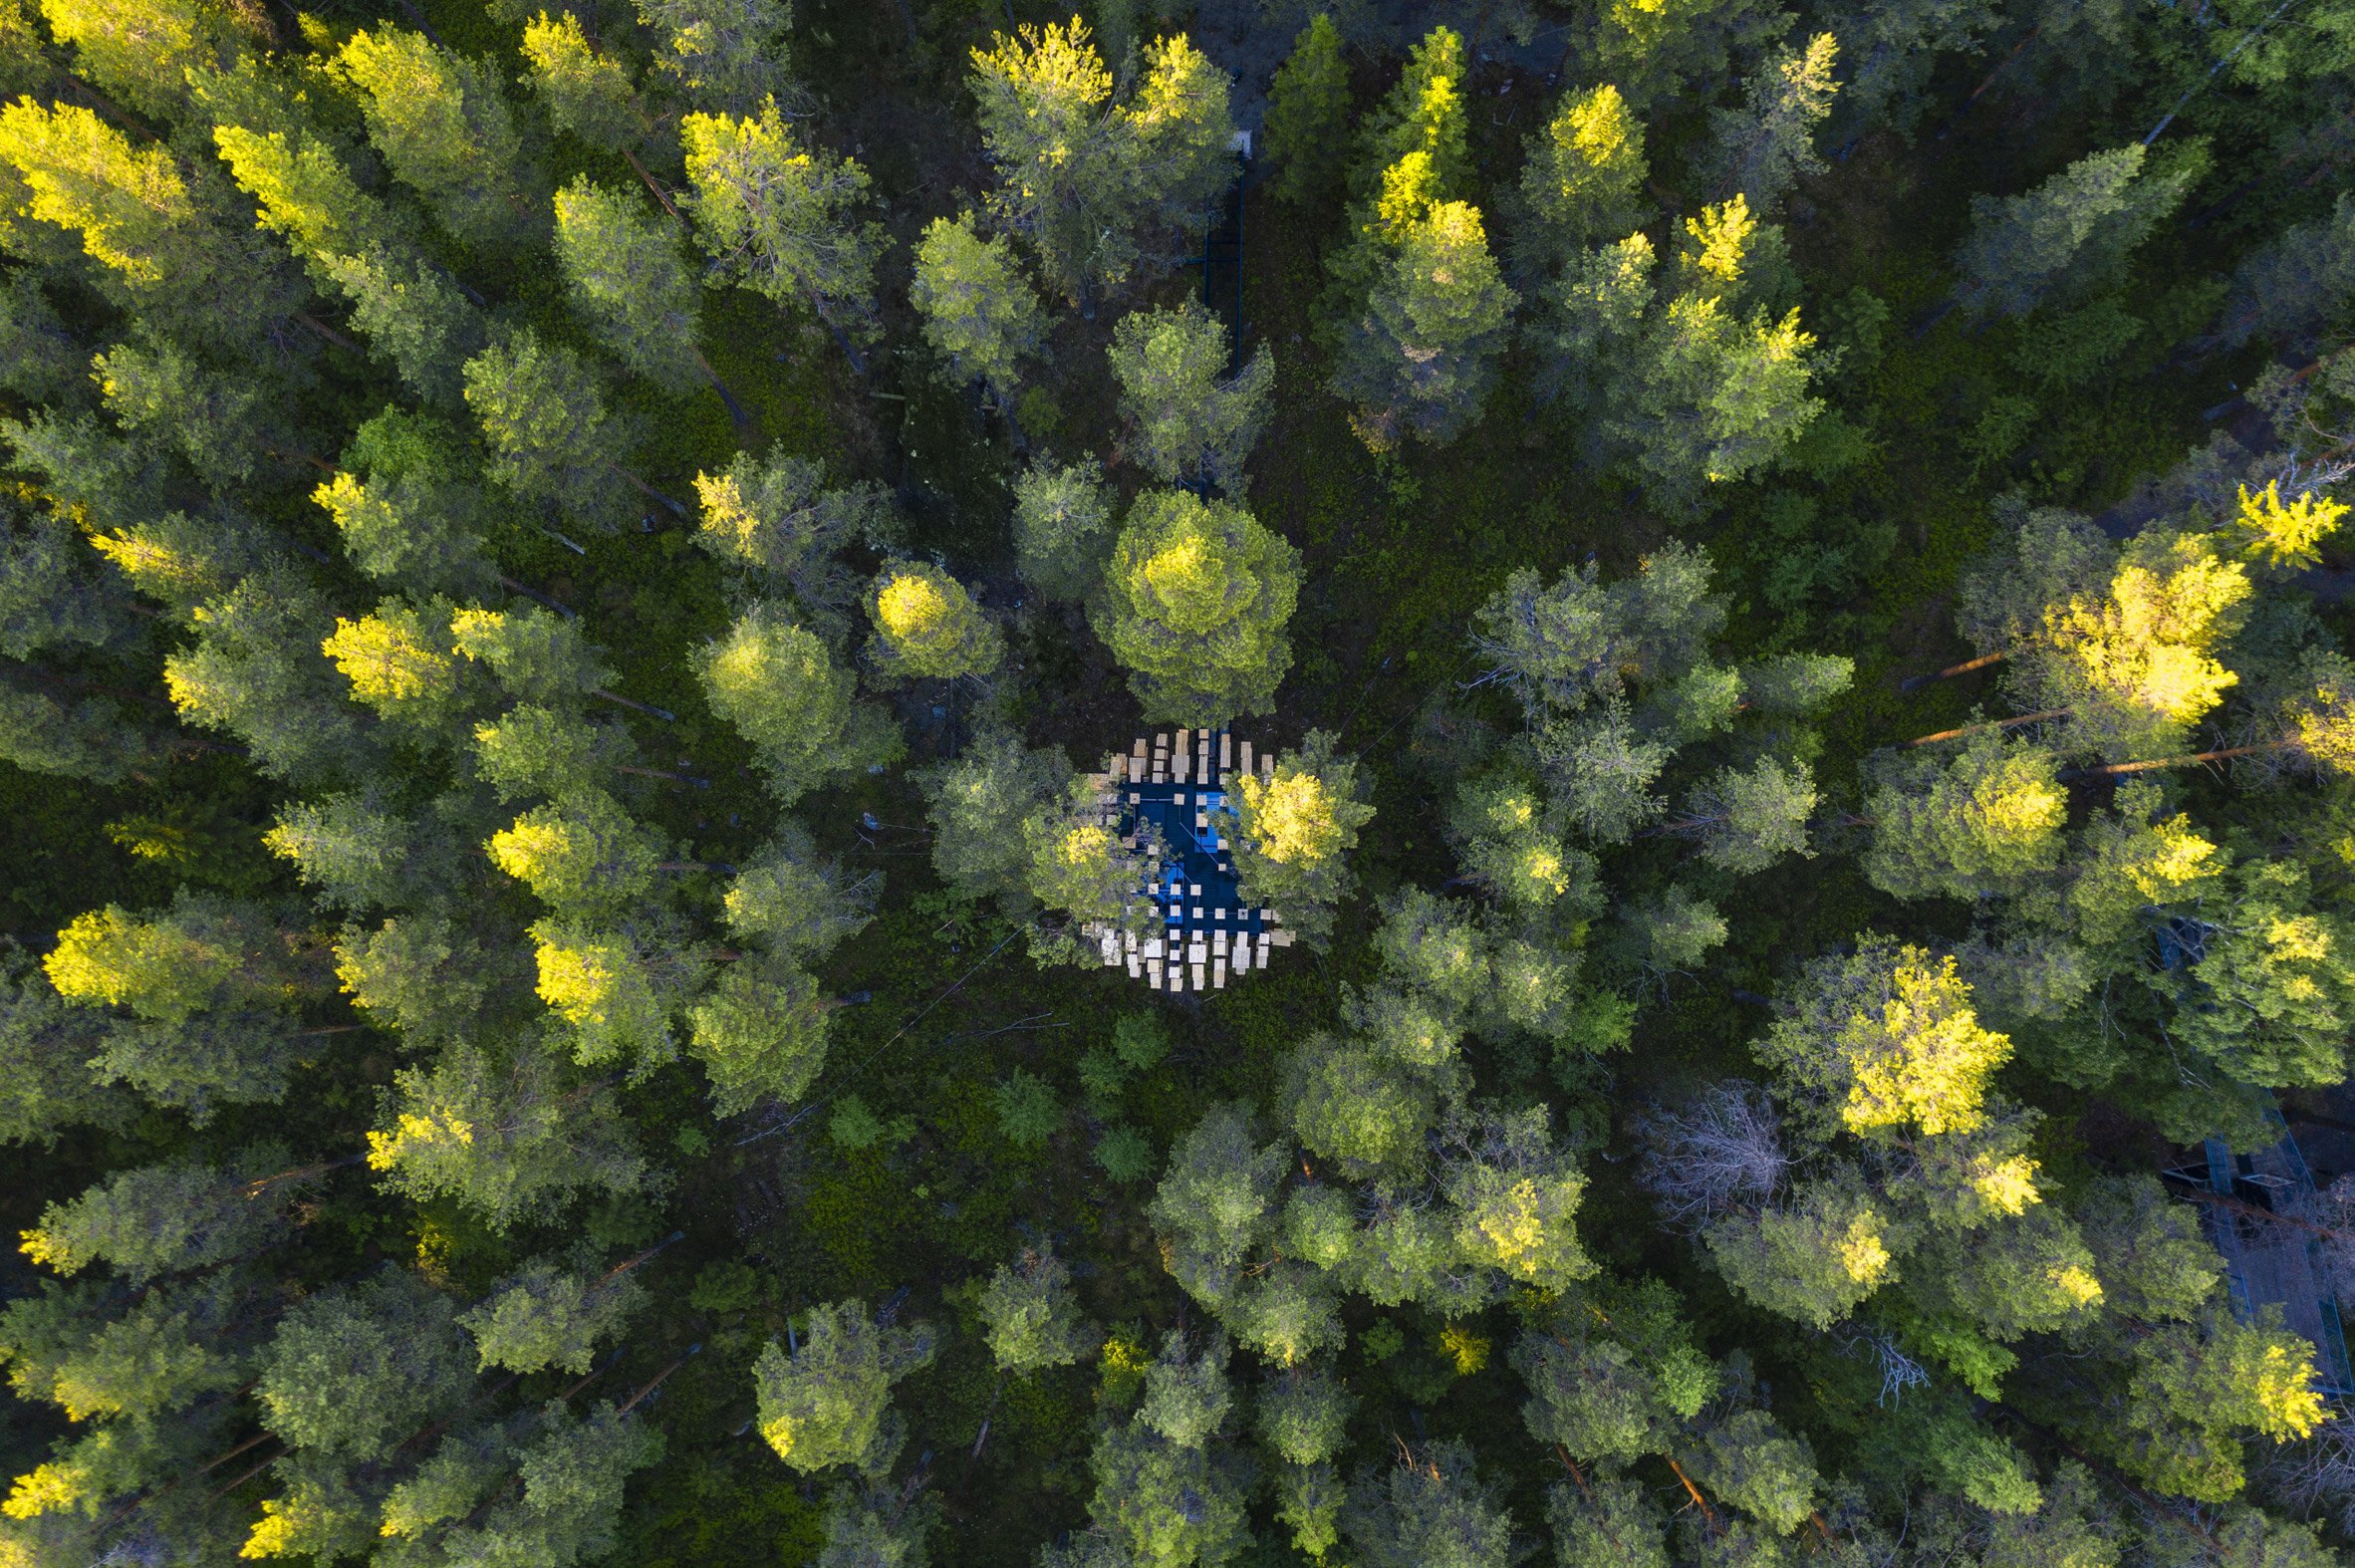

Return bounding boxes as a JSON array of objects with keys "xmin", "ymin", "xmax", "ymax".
[{"xmin": 1118, "ymin": 729, "xmax": 1270, "ymax": 942}]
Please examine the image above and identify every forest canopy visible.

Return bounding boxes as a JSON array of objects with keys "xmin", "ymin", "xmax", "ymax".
[{"xmin": 3, "ymin": 0, "xmax": 2355, "ymax": 1563}]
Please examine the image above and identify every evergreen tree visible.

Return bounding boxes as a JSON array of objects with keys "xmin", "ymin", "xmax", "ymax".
[
  {"xmin": 1513, "ymin": 83, "xmax": 1649, "ymax": 283},
  {"xmin": 1329, "ymin": 157, "xmax": 1516, "ymax": 447},
  {"xmin": 1090, "ymin": 489, "xmax": 1301, "ymax": 726},
  {"xmin": 458, "ymin": 1254, "xmax": 651, "ymax": 1375},
  {"xmin": 639, "ymin": 0, "xmax": 792, "ymax": 114},
  {"xmin": 1341, "ymin": 1439, "xmax": 1512, "ymax": 1568},
  {"xmin": 1953, "ymin": 143, "xmax": 2201, "ymax": 319},
  {"xmin": 1863, "ymin": 728, "xmax": 2067, "ymax": 901},
  {"xmin": 979, "ymin": 1248, "xmax": 1092, "ymax": 1373},
  {"xmin": 1218, "ymin": 729, "xmax": 1373, "ymax": 944},
  {"xmin": 1011, "ymin": 458, "xmax": 1115, "ymax": 603},
  {"xmin": 968, "ymin": 20, "xmax": 1234, "ymax": 304},
  {"xmin": 681, "ymin": 98, "xmax": 884, "ymax": 352},
  {"xmin": 865, "ymin": 559, "xmax": 1003, "ymax": 682},
  {"xmin": 20, "ymin": 1160, "xmax": 289, "ymax": 1285},
  {"xmin": 465, "ymin": 330, "xmax": 647, "ymax": 534},
  {"xmin": 1702, "ymin": 34, "xmax": 1839, "ymax": 214},
  {"xmin": 911, "ymin": 212, "xmax": 1042, "ymax": 411},
  {"xmin": 522, "ymin": 10, "xmax": 655, "ymax": 154},
  {"xmin": 694, "ymin": 604, "xmax": 897, "ymax": 800},
  {"xmin": 692, "ymin": 444, "xmax": 885, "ymax": 620},
  {"xmin": 1261, "ymin": 15, "xmax": 1350, "ymax": 207},
  {"xmin": 334, "ymin": 27, "xmax": 539, "ymax": 254},
  {"xmin": 256, "ymin": 1268, "xmax": 475, "ymax": 1459},
  {"xmin": 753, "ymin": 1300, "xmax": 935, "ymax": 1479},
  {"xmin": 367, "ymin": 1042, "xmax": 650, "ymax": 1226},
  {"xmin": 918, "ymin": 727, "xmax": 1071, "ymax": 913},
  {"xmin": 0, "ymin": 99, "xmax": 292, "ymax": 343},
  {"xmin": 687, "ymin": 952, "xmax": 834, "ymax": 1113},
  {"xmin": 553, "ymin": 175, "xmax": 713, "ymax": 395},
  {"xmin": 1108, "ymin": 301, "xmax": 1274, "ymax": 490}
]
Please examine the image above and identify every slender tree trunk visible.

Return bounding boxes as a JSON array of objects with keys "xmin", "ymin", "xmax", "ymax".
[
  {"xmin": 693, "ymin": 347, "xmax": 753, "ymax": 430},
  {"xmin": 605, "ymin": 461, "xmax": 688, "ymax": 517},
  {"xmin": 292, "ymin": 312, "xmax": 362, "ymax": 353},
  {"xmin": 624, "ymin": 146, "xmax": 681, "ymax": 220},
  {"xmin": 618, "ymin": 763, "xmax": 710, "ymax": 787},
  {"xmin": 1664, "ymin": 1454, "xmax": 1719, "ymax": 1532},
  {"xmin": 1899, "ymin": 651, "xmax": 2005, "ymax": 692},
  {"xmin": 240, "ymin": 1153, "xmax": 368, "ymax": 1195},
  {"xmin": 499, "ymin": 575, "xmax": 576, "ymax": 618},
  {"xmin": 618, "ymin": 1346, "xmax": 699, "ymax": 1415},
  {"xmin": 599, "ymin": 1231, "xmax": 686, "ymax": 1285},
  {"xmin": 2062, "ymin": 742, "xmax": 2276, "ymax": 779},
  {"xmin": 1906, "ymin": 707, "xmax": 2070, "ymax": 746},
  {"xmin": 591, "ymin": 688, "xmax": 677, "ymax": 721}
]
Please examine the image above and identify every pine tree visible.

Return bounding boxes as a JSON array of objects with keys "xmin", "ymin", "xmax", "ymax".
[
  {"xmin": 90, "ymin": 338, "xmax": 267, "ymax": 490},
  {"xmin": 1863, "ymin": 728, "xmax": 2067, "ymax": 902},
  {"xmin": 1674, "ymin": 756, "xmax": 1816, "ymax": 874},
  {"xmin": 1682, "ymin": 1407, "xmax": 1819, "ymax": 1532},
  {"xmin": 1218, "ymin": 729, "xmax": 1373, "ymax": 944},
  {"xmin": 753, "ymin": 1300, "xmax": 935, "ymax": 1479},
  {"xmin": 691, "ymin": 444, "xmax": 885, "ymax": 620},
  {"xmin": 910, "ymin": 211, "xmax": 1042, "ymax": 411},
  {"xmin": 1702, "ymin": 33, "xmax": 1839, "ymax": 214},
  {"xmin": 529, "ymin": 916, "xmax": 693, "ymax": 1075},
  {"xmin": 1011, "ymin": 457, "xmax": 1114, "ymax": 602},
  {"xmin": 969, "ymin": 20, "xmax": 1234, "ymax": 304},
  {"xmin": 681, "ymin": 98, "xmax": 884, "ymax": 353},
  {"xmin": 0, "ymin": 100, "xmax": 292, "ymax": 344},
  {"xmin": 639, "ymin": 0, "xmax": 792, "ymax": 114},
  {"xmin": 1599, "ymin": 199, "xmax": 1824, "ymax": 508},
  {"xmin": 320, "ymin": 598, "xmax": 467, "ymax": 737},
  {"xmin": 687, "ymin": 952, "xmax": 834, "ymax": 1114},
  {"xmin": 1512, "ymin": 84, "xmax": 1649, "ymax": 283},
  {"xmin": 1952, "ymin": 143, "xmax": 2200, "ymax": 319},
  {"xmin": 1757, "ymin": 938, "xmax": 2011, "ymax": 1141},
  {"xmin": 367, "ymin": 1042, "xmax": 650, "ymax": 1227},
  {"xmin": 917, "ymin": 727, "xmax": 1071, "ymax": 912},
  {"xmin": 314, "ymin": 408, "xmax": 500, "ymax": 599},
  {"xmin": 1108, "ymin": 300, "xmax": 1274, "ymax": 490},
  {"xmin": 39, "ymin": 0, "xmax": 255, "ymax": 119},
  {"xmin": 487, "ymin": 789, "xmax": 666, "ymax": 915},
  {"xmin": 695, "ymin": 606, "xmax": 896, "ymax": 799},
  {"xmin": 978, "ymin": 1248, "xmax": 1092, "ymax": 1373},
  {"xmin": 865, "ymin": 559, "xmax": 1003, "ymax": 682},
  {"xmin": 1090, "ymin": 489, "xmax": 1301, "ymax": 726},
  {"xmin": 20, "ymin": 1161, "xmax": 289, "ymax": 1285},
  {"xmin": 1327, "ymin": 45, "xmax": 1517, "ymax": 450},
  {"xmin": 265, "ymin": 790, "xmax": 456, "ymax": 913},
  {"xmin": 1341, "ymin": 1439, "xmax": 1512, "ymax": 1568},
  {"xmin": 463, "ymin": 329, "xmax": 638, "ymax": 534},
  {"xmin": 334, "ymin": 27, "xmax": 540, "ymax": 254},
  {"xmin": 553, "ymin": 175, "xmax": 713, "ymax": 395},
  {"xmin": 1587, "ymin": 0, "xmax": 1786, "ymax": 110},
  {"xmin": 457, "ymin": 1254, "xmax": 651, "ymax": 1375},
  {"xmin": 256, "ymin": 1268, "xmax": 475, "ymax": 1460},
  {"xmin": 1261, "ymin": 15, "xmax": 1350, "ymax": 206},
  {"xmin": 521, "ymin": 11, "xmax": 654, "ymax": 154}
]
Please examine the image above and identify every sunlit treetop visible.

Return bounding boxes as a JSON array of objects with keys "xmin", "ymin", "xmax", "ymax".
[{"xmin": 1761, "ymin": 938, "xmax": 2013, "ymax": 1143}]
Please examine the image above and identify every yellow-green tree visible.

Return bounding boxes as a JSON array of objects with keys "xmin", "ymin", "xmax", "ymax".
[{"xmin": 1089, "ymin": 490, "xmax": 1301, "ymax": 726}]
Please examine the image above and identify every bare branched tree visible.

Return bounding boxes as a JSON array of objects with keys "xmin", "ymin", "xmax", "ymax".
[
  {"xmin": 2260, "ymin": 1399, "xmax": 2355, "ymax": 1536},
  {"xmin": 1634, "ymin": 1083, "xmax": 1788, "ymax": 1230}
]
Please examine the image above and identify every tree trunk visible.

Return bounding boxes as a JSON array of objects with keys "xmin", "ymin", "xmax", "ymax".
[
  {"xmin": 693, "ymin": 347, "xmax": 754, "ymax": 431},
  {"xmin": 1905, "ymin": 707, "xmax": 2070, "ymax": 746},
  {"xmin": 591, "ymin": 688, "xmax": 677, "ymax": 721},
  {"xmin": 606, "ymin": 462, "xmax": 688, "ymax": 517},
  {"xmin": 2061, "ymin": 742, "xmax": 2276, "ymax": 780},
  {"xmin": 1899, "ymin": 650, "xmax": 2005, "ymax": 693},
  {"xmin": 292, "ymin": 312, "xmax": 362, "ymax": 353}
]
